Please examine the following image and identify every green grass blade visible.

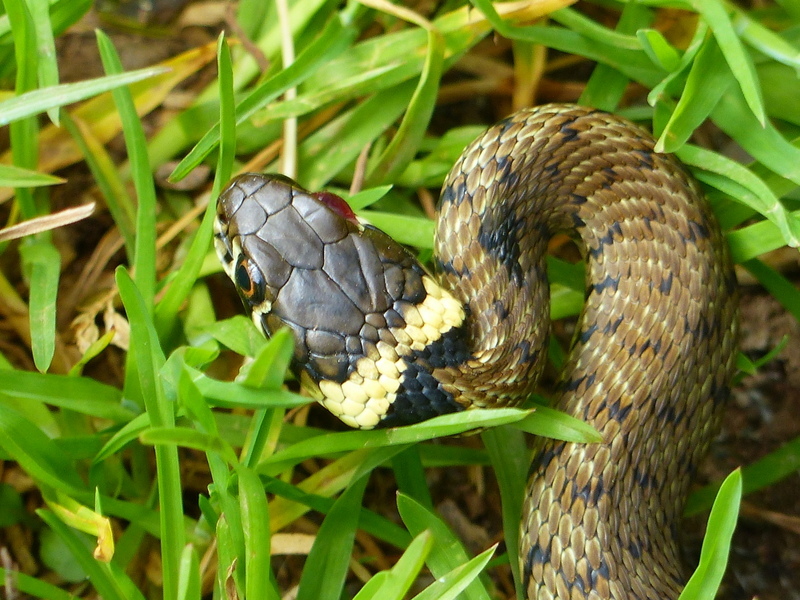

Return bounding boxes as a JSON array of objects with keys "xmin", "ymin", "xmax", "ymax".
[
  {"xmin": 742, "ymin": 258, "xmax": 800, "ymax": 321},
  {"xmin": 140, "ymin": 427, "xmax": 239, "ymax": 466},
  {"xmin": 687, "ymin": 433, "xmax": 800, "ymax": 516},
  {"xmin": 0, "ymin": 369, "xmax": 128, "ymax": 419},
  {"xmin": 28, "ymin": 0, "xmax": 59, "ymax": 124},
  {"xmin": 176, "ymin": 545, "xmax": 201, "ymax": 600},
  {"xmin": 482, "ymin": 426, "xmax": 528, "ymax": 597},
  {"xmin": 656, "ymin": 35, "xmax": 732, "ymax": 153},
  {"xmin": 712, "ymin": 86, "xmax": 800, "ymax": 187},
  {"xmin": 726, "ymin": 211, "xmax": 800, "ymax": 263},
  {"xmin": 0, "ymin": 566, "xmax": 76, "ymax": 600},
  {"xmin": 469, "ymin": 0, "xmax": 660, "ymax": 86},
  {"xmin": 353, "ymin": 531, "xmax": 433, "ymax": 600},
  {"xmin": 359, "ymin": 211, "xmax": 434, "ymax": 248},
  {"xmin": 367, "ymin": 28, "xmax": 445, "ymax": 185},
  {"xmin": 204, "ymin": 315, "xmax": 267, "ymax": 357},
  {"xmin": 0, "ymin": 163, "xmax": 63, "ymax": 187},
  {"xmin": 60, "ymin": 112, "xmax": 137, "ymax": 257},
  {"xmin": 679, "ymin": 469, "xmax": 742, "ymax": 600},
  {"xmin": 391, "ymin": 447, "xmax": 434, "ymax": 510},
  {"xmin": 0, "ymin": 67, "xmax": 167, "ymax": 126},
  {"xmin": 579, "ymin": 3, "xmax": 652, "ymax": 111},
  {"xmin": 97, "ymin": 31, "xmax": 158, "ymax": 309},
  {"xmin": 154, "ymin": 33, "xmax": 236, "ymax": 341},
  {"xmin": 734, "ymin": 8, "xmax": 800, "ymax": 70},
  {"xmin": 116, "ymin": 267, "xmax": 183, "ymax": 600},
  {"xmin": 637, "ymin": 28, "xmax": 680, "ymax": 72},
  {"xmin": 20, "ymin": 240, "xmax": 59, "ymax": 372},
  {"xmin": 6, "ymin": 0, "xmax": 40, "ymax": 221},
  {"xmin": 515, "ymin": 405, "xmax": 602, "ymax": 443},
  {"xmin": 238, "ymin": 466, "xmax": 280, "ymax": 600},
  {"xmin": 678, "ymin": 144, "xmax": 800, "ymax": 247},
  {"xmin": 397, "ymin": 493, "xmax": 493, "ymax": 600},
  {"xmin": 263, "ymin": 472, "xmax": 412, "ymax": 548},
  {"xmin": 259, "ymin": 408, "xmax": 531, "ymax": 474},
  {"xmin": 297, "ymin": 82, "xmax": 415, "ymax": 190},
  {"xmin": 692, "ymin": 0, "xmax": 765, "ymax": 125},
  {"xmin": 0, "ymin": 403, "xmax": 85, "ymax": 494},
  {"xmin": 37, "ymin": 510, "xmax": 147, "ymax": 600},
  {"xmin": 296, "ymin": 475, "xmax": 369, "ymax": 600},
  {"xmin": 171, "ymin": 13, "xmax": 356, "ymax": 181},
  {"xmin": 411, "ymin": 544, "xmax": 497, "ymax": 600}
]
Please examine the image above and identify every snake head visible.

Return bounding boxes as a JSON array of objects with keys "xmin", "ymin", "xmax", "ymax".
[{"xmin": 214, "ymin": 173, "xmax": 469, "ymax": 429}]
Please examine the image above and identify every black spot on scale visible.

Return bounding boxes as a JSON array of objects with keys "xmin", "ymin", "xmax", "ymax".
[
  {"xmin": 632, "ymin": 149, "xmax": 655, "ymax": 170},
  {"xmin": 563, "ymin": 372, "xmax": 596, "ymax": 393},
  {"xmin": 414, "ymin": 325, "xmax": 472, "ymax": 369},
  {"xmin": 568, "ymin": 476, "xmax": 603, "ymax": 511},
  {"xmin": 496, "ymin": 115, "xmax": 517, "ymax": 135},
  {"xmin": 493, "ymin": 299, "xmax": 508, "ymax": 321},
  {"xmin": 590, "ymin": 558, "xmax": 611, "ymax": 588},
  {"xmin": 660, "ymin": 272, "xmax": 674, "ymax": 295},
  {"xmin": 527, "ymin": 442, "xmax": 566, "ymax": 478},
  {"xmin": 377, "ymin": 325, "xmax": 472, "ymax": 428},
  {"xmin": 219, "ymin": 246, "xmax": 233, "ymax": 266},
  {"xmin": 604, "ymin": 316, "xmax": 624, "ymax": 335},
  {"xmin": 656, "ymin": 402, "xmax": 682, "ymax": 426},
  {"xmin": 529, "ymin": 544, "xmax": 551, "ymax": 566},
  {"xmin": 521, "ymin": 558, "xmax": 532, "ymax": 593},
  {"xmin": 725, "ymin": 269, "xmax": 738, "ymax": 294},
  {"xmin": 579, "ymin": 323, "xmax": 599, "ymax": 344},
  {"xmin": 572, "ymin": 574, "xmax": 587, "ymax": 595},
  {"xmin": 600, "ymin": 166, "xmax": 618, "ymax": 189},
  {"xmin": 685, "ymin": 314, "xmax": 711, "ymax": 342},
  {"xmin": 588, "ymin": 221, "xmax": 623, "ymax": 259},
  {"xmin": 560, "ymin": 124, "xmax": 580, "ymax": 142},
  {"xmin": 710, "ymin": 381, "xmax": 731, "ymax": 407},
  {"xmin": 687, "ymin": 219, "xmax": 710, "ymax": 242},
  {"xmin": 494, "ymin": 151, "xmax": 511, "ymax": 174},
  {"xmin": 607, "ymin": 400, "xmax": 633, "ymax": 422},
  {"xmin": 516, "ymin": 339, "xmax": 538, "ymax": 364},
  {"xmin": 651, "ymin": 337, "xmax": 662, "ymax": 355},
  {"xmin": 629, "ymin": 540, "xmax": 642, "ymax": 560},
  {"xmin": 627, "ymin": 339, "xmax": 650, "ymax": 357},
  {"xmin": 435, "ymin": 257, "xmax": 468, "ymax": 278},
  {"xmin": 440, "ymin": 179, "xmax": 466, "ymax": 208},
  {"xmin": 477, "ymin": 205, "xmax": 525, "ymax": 285},
  {"xmin": 377, "ymin": 361, "xmax": 464, "ymax": 428},
  {"xmin": 591, "ymin": 273, "xmax": 621, "ymax": 295},
  {"xmin": 634, "ymin": 467, "xmax": 651, "ymax": 488}
]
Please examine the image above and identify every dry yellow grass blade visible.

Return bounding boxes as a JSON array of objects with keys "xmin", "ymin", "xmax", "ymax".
[{"xmin": 0, "ymin": 40, "xmax": 218, "ymax": 203}]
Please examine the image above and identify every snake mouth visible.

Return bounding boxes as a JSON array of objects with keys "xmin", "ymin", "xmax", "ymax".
[{"xmin": 213, "ymin": 214, "xmax": 235, "ymax": 279}]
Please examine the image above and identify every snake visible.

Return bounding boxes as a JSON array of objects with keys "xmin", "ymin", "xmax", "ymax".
[{"xmin": 213, "ymin": 104, "xmax": 739, "ymax": 600}]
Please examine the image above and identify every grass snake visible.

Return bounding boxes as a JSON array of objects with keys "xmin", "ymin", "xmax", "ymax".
[{"xmin": 214, "ymin": 104, "xmax": 740, "ymax": 599}]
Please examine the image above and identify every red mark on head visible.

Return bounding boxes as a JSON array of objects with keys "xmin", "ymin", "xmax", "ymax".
[{"xmin": 313, "ymin": 191, "xmax": 358, "ymax": 223}]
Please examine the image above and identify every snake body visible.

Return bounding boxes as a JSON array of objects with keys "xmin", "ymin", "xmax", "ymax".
[{"xmin": 214, "ymin": 104, "xmax": 739, "ymax": 599}]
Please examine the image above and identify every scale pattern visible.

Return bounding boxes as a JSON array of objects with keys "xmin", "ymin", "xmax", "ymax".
[{"xmin": 214, "ymin": 104, "xmax": 739, "ymax": 599}]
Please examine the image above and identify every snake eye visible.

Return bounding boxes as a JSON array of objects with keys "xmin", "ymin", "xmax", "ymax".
[{"xmin": 234, "ymin": 255, "xmax": 266, "ymax": 306}]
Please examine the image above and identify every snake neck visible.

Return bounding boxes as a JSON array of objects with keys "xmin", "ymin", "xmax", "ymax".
[{"xmin": 435, "ymin": 105, "xmax": 738, "ymax": 599}]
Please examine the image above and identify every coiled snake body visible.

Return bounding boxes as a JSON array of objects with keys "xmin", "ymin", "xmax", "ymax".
[{"xmin": 214, "ymin": 104, "xmax": 739, "ymax": 599}]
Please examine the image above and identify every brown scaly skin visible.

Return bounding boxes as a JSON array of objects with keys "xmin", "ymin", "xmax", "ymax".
[
  {"xmin": 436, "ymin": 105, "xmax": 739, "ymax": 599},
  {"xmin": 215, "ymin": 104, "xmax": 739, "ymax": 599}
]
